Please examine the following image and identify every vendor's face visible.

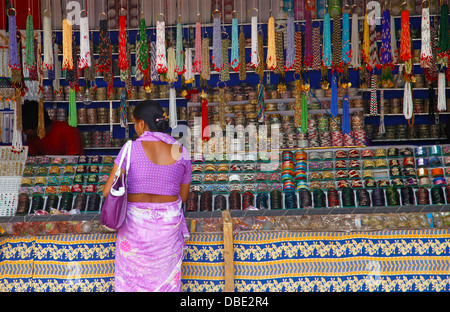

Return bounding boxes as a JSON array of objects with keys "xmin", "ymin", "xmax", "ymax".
[{"xmin": 23, "ymin": 128, "xmax": 37, "ymax": 138}]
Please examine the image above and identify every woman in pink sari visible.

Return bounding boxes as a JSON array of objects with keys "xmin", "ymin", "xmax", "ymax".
[{"xmin": 103, "ymin": 100, "xmax": 191, "ymax": 292}]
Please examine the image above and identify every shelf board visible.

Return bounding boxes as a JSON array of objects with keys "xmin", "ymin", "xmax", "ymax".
[{"xmin": 371, "ymin": 137, "xmax": 447, "ymax": 142}]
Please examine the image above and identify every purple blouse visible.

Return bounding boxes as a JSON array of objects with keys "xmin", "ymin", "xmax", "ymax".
[{"xmin": 115, "ymin": 140, "xmax": 192, "ymax": 196}]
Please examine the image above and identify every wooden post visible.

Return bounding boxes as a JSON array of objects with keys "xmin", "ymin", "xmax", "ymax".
[{"xmin": 222, "ymin": 210, "xmax": 234, "ymax": 292}]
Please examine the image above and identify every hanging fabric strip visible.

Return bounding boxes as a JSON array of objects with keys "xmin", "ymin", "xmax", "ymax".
[
  {"xmin": 301, "ymin": 93, "xmax": 308, "ymax": 133},
  {"xmin": 43, "ymin": 15, "xmax": 53, "ymax": 70},
  {"xmin": 138, "ymin": 18, "xmax": 149, "ymax": 76},
  {"xmin": 184, "ymin": 48, "xmax": 194, "ymax": 83},
  {"xmin": 238, "ymin": 28, "xmax": 247, "ymax": 80},
  {"xmin": 79, "ymin": 15, "xmax": 91, "ymax": 70},
  {"xmin": 438, "ymin": 3, "xmax": 449, "ymax": 64},
  {"xmin": 230, "ymin": 17, "xmax": 240, "ymax": 72},
  {"xmin": 218, "ymin": 87, "xmax": 227, "ymax": 129},
  {"xmin": 362, "ymin": 13, "xmax": 370, "ymax": 67},
  {"xmin": 379, "ymin": 90, "xmax": 385, "ymax": 135},
  {"xmin": 342, "ymin": 12, "xmax": 351, "ymax": 65},
  {"xmin": 330, "ymin": 72, "xmax": 338, "ymax": 117},
  {"xmin": 370, "ymin": 74, "xmax": 378, "ymax": 116},
  {"xmin": 220, "ymin": 38, "xmax": 230, "ymax": 82},
  {"xmin": 25, "ymin": 14, "xmax": 35, "ymax": 71},
  {"xmin": 62, "ymin": 19, "xmax": 73, "ymax": 70},
  {"xmin": 8, "ymin": 13, "xmax": 20, "ymax": 70},
  {"xmin": 424, "ymin": 22, "xmax": 438, "ymax": 82},
  {"xmin": 332, "ymin": 16, "xmax": 342, "ymax": 72},
  {"xmin": 97, "ymin": 19, "xmax": 111, "ymax": 74},
  {"xmin": 166, "ymin": 46, "xmax": 177, "ymax": 83},
  {"xmin": 118, "ymin": 14, "xmax": 127, "ymax": 72},
  {"xmin": 420, "ymin": 6, "xmax": 432, "ymax": 70},
  {"xmin": 275, "ymin": 30, "xmax": 285, "ymax": 76},
  {"xmin": 256, "ymin": 33, "xmax": 264, "ymax": 82},
  {"xmin": 193, "ymin": 21, "xmax": 202, "ymax": 73},
  {"xmin": 342, "ymin": 94, "xmax": 350, "ymax": 134},
  {"xmin": 390, "ymin": 13, "xmax": 398, "ymax": 65},
  {"xmin": 169, "ymin": 88, "xmax": 177, "ymax": 129},
  {"xmin": 285, "ymin": 15, "xmax": 295, "ymax": 71},
  {"xmin": 403, "ymin": 81, "xmax": 413, "ymax": 119},
  {"xmin": 175, "ymin": 22, "xmax": 185, "ymax": 75},
  {"xmin": 250, "ymin": 15, "xmax": 259, "ymax": 68},
  {"xmin": 28, "ymin": 36, "xmax": 38, "ymax": 81},
  {"xmin": 212, "ymin": 15, "xmax": 223, "ymax": 71},
  {"xmin": 350, "ymin": 12, "xmax": 361, "ymax": 68},
  {"xmin": 438, "ymin": 72, "xmax": 447, "ymax": 111},
  {"xmin": 312, "ymin": 25, "xmax": 321, "ymax": 70},
  {"xmin": 399, "ymin": 8, "xmax": 412, "ymax": 63},
  {"xmin": 266, "ymin": 15, "xmax": 276, "ymax": 70},
  {"xmin": 134, "ymin": 39, "xmax": 143, "ymax": 81},
  {"xmin": 294, "ymin": 79, "xmax": 301, "ymax": 129},
  {"xmin": 294, "ymin": 31, "xmax": 303, "ymax": 74},
  {"xmin": 201, "ymin": 37, "xmax": 211, "ymax": 81},
  {"xmin": 156, "ymin": 20, "xmax": 167, "ymax": 74},
  {"xmin": 53, "ymin": 43, "xmax": 61, "ymax": 93},
  {"xmin": 201, "ymin": 94, "xmax": 210, "ymax": 141},
  {"xmin": 257, "ymin": 83, "xmax": 265, "ymax": 122},
  {"xmin": 368, "ymin": 22, "xmax": 380, "ymax": 72},
  {"xmin": 12, "ymin": 88, "xmax": 23, "ymax": 152},
  {"xmin": 380, "ymin": 9, "xmax": 393, "ymax": 88},
  {"xmin": 120, "ymin": 89, "xmax": 127, "ymax": 128},
  {"xmin": 428, "ymin": 85, "xmax": 436, "ymax": 123},
  {"xmin": 68, "ymin": 88, "xmax": 77, "ymax": 127},
  {"xmin": 150, "ymin": 41, "xmax": 159, "ymax": 82},
  {"xmin": 304, "ymin": 11, "xmax": 313, "ymax": 67},
  {"xmin": 322, "ymin": 13, "xmax": 332, "ymax": 68}
]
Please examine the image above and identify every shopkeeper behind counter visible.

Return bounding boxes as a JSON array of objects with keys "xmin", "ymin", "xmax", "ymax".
[{"xmin": 21, "ymin": 100, "xmax": 84, "ymax": 156}]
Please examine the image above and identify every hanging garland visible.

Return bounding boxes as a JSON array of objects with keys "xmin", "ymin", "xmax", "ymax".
[
  {"xmin": 193, "ymin": 21, "xmax": 202, "ymax": 73},
  {"xmin": 238, "ymin": 27, "xmax": 247, "ymax": 80},
  {"xmin": 230, "ymin": 17, "xmax": 240, "ymax": 72},
  {"xmin": 212, "ymin": 14, "xmax": 224, "ymax": 72},
  {"xmin": 118, "ymin": 13, "xmax": 128, "ymax": 72},
  {"xmin": 138, "ymin": 18, "xmax": 149, "ymax": 77},
  {"xmin": 220, "ymin": 37, "xmax": 230, "ymax": 82},
  {"xmin": 62, "ymin": 18, "xmax": 73, "ymax": 71},
  {"xmin": 380, "ymin": 8, "xmax": 394, "ymax": 88},
  {"xmin": 250, "ymin": 13, "xmax": 259, "ymax": 68},
  {"xmin": 420, "ymin": 5, "xmax": 433, "ymax": 70},
  {"xmin": 175, "ymin": 22, "xmax": 185, "ymax": 75},
  {"xmin": 285, "ymin": 15, "xmax": 295, "ymax": 71},
  {"xmin": 25, "ymin": 13, "xmax": 35, "ymax": 72},
  {"xmin": 294, "ymin": 30, "xmax": 303, "ymax": 74},
  {"xmin": 304, "ymin": 11, "xmax": 313, "ymax": 67},
  {"xmin": 156, "ymin": 17, "xmax": 167, "ymax": 74},
  {"xmin": 350, "ymin": 11, "xmax": 361, "ymax": 69},
  {"xmin": 312, "ymin": 24, "xmax": 321, "ymax": 70},
  {"xmin": 79, "ymin": 13, "xmax": 91, "ymax": 70},
  {"xmin": 201, "ymin": 37, "xmax": 211, "ymax": 82},
  {"xmin": 266, "ymin": 15, "xmax": 276, "ymax": 71}
]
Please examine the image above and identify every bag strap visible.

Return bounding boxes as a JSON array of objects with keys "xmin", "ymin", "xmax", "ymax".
[{"xmin": 115, "ymin": 140, "xmax": 132, "ymax": 177}]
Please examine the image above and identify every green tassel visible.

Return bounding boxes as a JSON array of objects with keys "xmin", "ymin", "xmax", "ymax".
[
  {"xmin": 68, "ymin": 89, "xmax": 77, "ymax": 127},
  {"xmin": 25, "ymin": 14, "xmax": 34, "ymax": 70},
  {"xmin": 301, "ymin": 93, "xmax": 308, "ymax": 133},
  {"xmin": 439, "ymin": 4, "xmax": 449, "ymax": 55}
]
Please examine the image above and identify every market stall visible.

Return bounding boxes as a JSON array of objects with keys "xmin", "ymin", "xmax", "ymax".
[{"xmin": 1, "ymin": 0, "xmax": 450, "ymax": 292}]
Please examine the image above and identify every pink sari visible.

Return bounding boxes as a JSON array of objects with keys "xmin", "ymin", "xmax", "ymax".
[{"xmin": 114, "ymin": 131, "xmax": 190, "ymax": 292}]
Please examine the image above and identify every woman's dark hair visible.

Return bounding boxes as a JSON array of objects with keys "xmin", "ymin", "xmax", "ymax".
[
  {"xmin": 133, "ymin": 100, "xmax": 169, "ymax": 133},
  {"xmin": 22, "ymin": 100, "xmax": 52, "ymax": 130}
]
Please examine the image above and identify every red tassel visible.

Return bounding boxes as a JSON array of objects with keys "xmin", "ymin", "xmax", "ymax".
[
  {"xmin": 201, "ymin": 97, "xmax": 210, "ymax": 141},
  {"xmin": 118, "ymin": 15, "xmax": 128, "ymax": 72}
]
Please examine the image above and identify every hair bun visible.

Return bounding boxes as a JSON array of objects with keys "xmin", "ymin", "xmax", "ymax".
[{"xmin": 155, "ymin": 118, "xmax": 169, "ymax": 133}]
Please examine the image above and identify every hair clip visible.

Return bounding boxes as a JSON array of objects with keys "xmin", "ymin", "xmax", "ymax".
[{"xmin": 156, "ymin": 113, "xmax": 170, "ymax": 122}]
